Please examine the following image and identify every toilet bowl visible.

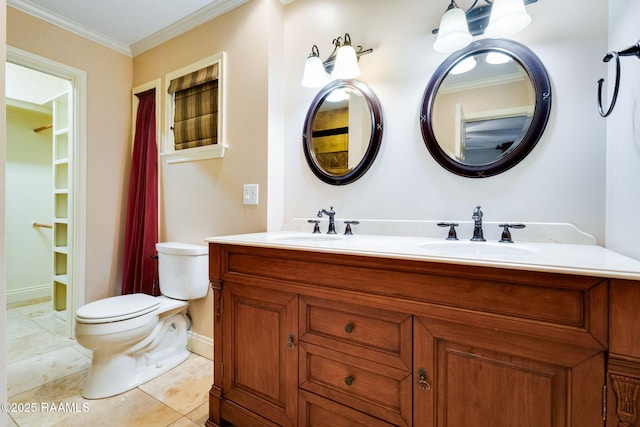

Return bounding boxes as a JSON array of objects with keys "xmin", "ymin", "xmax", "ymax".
[{"xmin": 74, "ymin": 242, "xmax": 209, "ymax": 399}]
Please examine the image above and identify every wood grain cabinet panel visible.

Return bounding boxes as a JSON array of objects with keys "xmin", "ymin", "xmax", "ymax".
[
  {"xmin": 414, "ymin": 316, "xmax": 604, "ymax": 427},
  {"xmin": 207, "ymin": 243, "xmax": 638, "ymax": 427},
  {"xmin": 299, "ymin": 390, "xmax": 396, "ymax": 427},
  {"xmin": 221, "ymin": 280, "xmax": 298, "ymax": 427},
  {"xmin": 608, "ymin": 279, "xmax": 640, "ymax": 427},
  {"xmin": 300, "ymin": 295, "xmax": 412, "ymax": 370},
  {"xmin": 300, "ymin": 342, "xmax": 412, "ymax": 426}
]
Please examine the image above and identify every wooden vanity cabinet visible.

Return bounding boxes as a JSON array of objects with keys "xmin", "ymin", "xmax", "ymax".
[
  {"xmin": 607, "ymin": 279, "xmax": 640, "ymax": 427},
  {"xmin": 220, "ymin": 279, "xmax": 298, "ymax": 427},
  {"xmin": 207, "ymin": 243, "xmax": 635, "ymax": 427}
]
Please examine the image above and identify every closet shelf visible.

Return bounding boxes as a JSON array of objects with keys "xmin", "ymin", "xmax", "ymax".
[
  {"xmin": 54, "ymin": 245, "xmax": 68, "ymax": 254},
  {"xmin": 53, "ymin": 274, "xmax": 69, "ymax": 285}
]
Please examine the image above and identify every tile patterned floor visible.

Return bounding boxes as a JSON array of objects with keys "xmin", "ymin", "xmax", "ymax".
[{"xmin": 5, "ymin": 298, "xmax": 212, "ymax": 426}]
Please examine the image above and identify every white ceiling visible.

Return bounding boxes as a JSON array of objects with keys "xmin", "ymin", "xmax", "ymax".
[{"xmin": 7, "ymin": 0, "xmax": 251, "ymax": 56}]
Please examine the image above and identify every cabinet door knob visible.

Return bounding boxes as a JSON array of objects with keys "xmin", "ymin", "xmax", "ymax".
[
  {"xmin": 344, "ymin": 376, "xmax": 354, "ymax": 386},
  {"xmin": 418, "ymin": 368, "xmax": 431, "ymax": 391},
  {"xmin": 286, "ymin": 333, "xmax": 295, "ymax": 350},
  {"xmin": 344, "ymin": 323, "xmax": 354, "ymax": 333}
]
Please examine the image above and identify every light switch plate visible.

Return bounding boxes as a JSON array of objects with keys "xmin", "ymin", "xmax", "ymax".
[{"xmin": 243, "ymin": 184, "xmax": 259, "ymax": 205}]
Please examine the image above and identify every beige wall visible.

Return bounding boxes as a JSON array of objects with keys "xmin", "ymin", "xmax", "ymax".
[
  {"xmin": 7, "ymin": 7, "xmax": 133, "ymax": 303},
  {"xmin": 4, "ymin": 0, "xmax": 283, "ymax": 350},
  {"xmin": 133, "ymin": 0, "xmax": 281, "ymax": 341}
]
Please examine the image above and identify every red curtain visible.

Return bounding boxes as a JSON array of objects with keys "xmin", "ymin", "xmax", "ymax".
[{"xmin": 121, "ymin": 89, "xmax": 159, "ymax": 295}]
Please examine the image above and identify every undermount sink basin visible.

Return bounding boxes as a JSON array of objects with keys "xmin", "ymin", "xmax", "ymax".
[
  {"xmin": 266, "ymin": 233, "xmax": 344, "ymax": 243},
  {"xmin": 418, "ymin": 240, "xmax": 537, "ymax": 258}
]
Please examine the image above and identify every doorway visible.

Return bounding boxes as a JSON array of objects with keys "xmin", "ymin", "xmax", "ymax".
[{"xmin": 5, "ymin": 47, "xmax": 86, "ymax": 339}]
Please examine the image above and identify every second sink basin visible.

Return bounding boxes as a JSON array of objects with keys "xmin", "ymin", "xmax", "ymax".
[{"xmin": 418, "ymin": 240, "xmax": 537, "ymax": 259}]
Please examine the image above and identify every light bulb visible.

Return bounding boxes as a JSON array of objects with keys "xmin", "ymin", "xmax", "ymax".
[
  {"xmin": 484, "ymin": 0, "xmax": 531, "ymax": 38},
  {"xmin": 332, "ymin": 43, "xmax": 360, "ymax": 79},
  {"xmin": 433, "ymin": 3, "xmax": 472, "ymax": 53},
  {"xmin": 301, "ymin": 46, "xmax": 330, "ymax": 88}
]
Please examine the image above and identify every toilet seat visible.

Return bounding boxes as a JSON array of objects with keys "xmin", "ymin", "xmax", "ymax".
[{"xmin": 76, "ymin": 294, "xmax": 160, "ymax": 324}]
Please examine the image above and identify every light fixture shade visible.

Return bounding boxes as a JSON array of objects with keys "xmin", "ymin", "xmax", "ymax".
[
  {"xmin": 331, "ymin": 44, "xmax": 360, "ymax": 79},
  {"xmin": 301, "ymin": 54, "xmax": 330, "ymax": 88},
  {"xmin": 433, "ymin": 5, "xmax": 473, "ymax": 54},
  {"xmin": 484, "ymin": 0, "xmax": 531, "ymax": 38}
]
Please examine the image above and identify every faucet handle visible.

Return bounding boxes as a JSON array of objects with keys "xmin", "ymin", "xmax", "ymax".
[
  {"xmin": 498, "ymin": 223, "xmax": 526, "ymax": 243},
  {"xmin": 437, "ymin": 222, "xmax": 459, "ymax": 240},
  {"xmin": 344, "ymin": 220, "xmax": 360, "ymax": 235},
  {"xmin": 307, "ymin": 219, "xmax": 321, "ymax": 234}
]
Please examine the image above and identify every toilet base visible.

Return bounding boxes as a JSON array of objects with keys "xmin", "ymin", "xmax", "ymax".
[{"xmin": 82, "ymin": 312, "xmax": 190, "ymax": 399}]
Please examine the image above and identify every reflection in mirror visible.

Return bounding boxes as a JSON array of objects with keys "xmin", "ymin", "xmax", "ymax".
[
  {"xmin": 433, "ymin": 51, "xmax": 535, "ymax": 165},
  {"xmin": 311, "ymin": 88, "xmax": 372, "ymax": 175},
  {"xmin": 303, "ymin": 80, "xmax": 383, "ymax": 185},
  {"xmin": 421, "ymin": 39, "xmax": 551, "ymax": 178}
]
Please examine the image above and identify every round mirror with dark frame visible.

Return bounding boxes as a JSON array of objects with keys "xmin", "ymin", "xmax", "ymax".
[
  {"xmin": 420, "ymin": 39, "xmax": 552, "ymax": 178},
  {"xmin": 303, "ymin": 79, "xmax": 383, "ymax": 185}
]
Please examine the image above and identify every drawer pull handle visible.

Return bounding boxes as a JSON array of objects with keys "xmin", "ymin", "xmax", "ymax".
[
  {"xmin": 344, "ymin": 323, "xmax": 354, "ymax": 333},
  {"xmin": 344, "ymin": 376, "xmax": 354, "ymax": 386},
  {"xmin": 286, "ymin": 333, "xmax": 295, "ymax": 350},
  {"xmin": 418, "ymin": 368, "xmax": 431, "ymax": 391}
]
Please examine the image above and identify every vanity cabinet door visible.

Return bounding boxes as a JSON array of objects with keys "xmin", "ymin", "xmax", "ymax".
[
  {"xmin": 414, "ymin": 316, "xmax": 605, "ymax": 427},
  {"xmin": 222, "ymin": 280, "xmax": 299, "ymax": 427}
]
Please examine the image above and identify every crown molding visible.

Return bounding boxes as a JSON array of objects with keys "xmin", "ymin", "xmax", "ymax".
[
  {"xmin": 7, "ymin": 0, "xmax": 133, "ymax": 56},
  {"xmin": 8, "ymin": 0, "xmax": 251, "ymax": 58},
  {"xmin": 130, "ymin": 0, "xmax": 250, "ymax": 56}
]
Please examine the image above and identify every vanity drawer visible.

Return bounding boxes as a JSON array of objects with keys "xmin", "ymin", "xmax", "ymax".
[
  {"xmin": 299, "ymin": 390, "xmax": 396, "ymax": 427},
  {"xmin": 300, "ymin": 296, "xmax": 412, "ymax": 370},
  {"xmin": 299, "ymin": 342, "xmax": 412, "ymax": 427}
]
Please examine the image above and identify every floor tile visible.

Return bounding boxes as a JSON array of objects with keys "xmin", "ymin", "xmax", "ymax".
[
  {"xmin": 168, "ymin": 416, "xmax": 203, "ymax": 427},
  {"xmin": 139, "ymin": 353, "xmax": 213, "ymax": 415},
  {"xmin": 7, "ymin": 346, "xmax": 91, "ymax": 396},
  {"xmin": 55, "ymin": 388, "xmax": 183, "ymax": 427},
  {"xmin": 6, "ymin": 298, "xmax": 213, "ymax": 426}
]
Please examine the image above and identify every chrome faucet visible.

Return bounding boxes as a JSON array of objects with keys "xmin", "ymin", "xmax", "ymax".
[
  {"xmin": 471, "ymin": 205, "xmax": 486, "ymax": 241},
  {"xmin": 317, "ymin": 206, "xmax": 337, "ymax": 234}
]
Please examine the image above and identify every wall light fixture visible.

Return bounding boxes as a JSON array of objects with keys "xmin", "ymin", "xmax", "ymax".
[
  {"xmin": 301, "ymin": 33, "xmax": 373, "ymax": 88},
  {"xmin": 433, "ymin": 0, "xmax": 536, "ymax": 54}
]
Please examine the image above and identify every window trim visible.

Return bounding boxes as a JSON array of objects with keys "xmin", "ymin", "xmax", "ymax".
[{"xmin": 163, "ymin": 52, "xmax": 226, "ymax": 164}]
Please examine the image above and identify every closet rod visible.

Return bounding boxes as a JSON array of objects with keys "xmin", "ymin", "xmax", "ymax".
[
  {"xmin": 33, "ymin": 124, "xmax": 53, "ymax": 133},
  {"xmin": 32, "ymin": 221, "xmax": 52, "ymax": 229}
]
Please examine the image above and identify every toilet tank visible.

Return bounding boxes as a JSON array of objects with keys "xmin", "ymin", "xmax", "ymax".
[{"xmin": 156, "ymin": 242, "xmax": 209, "ymax": 300}]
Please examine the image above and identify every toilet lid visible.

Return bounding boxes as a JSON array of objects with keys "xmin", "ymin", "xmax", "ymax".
[{"xmin": 76, "ymin": 294, "xmax": 160, "ymax": 323}]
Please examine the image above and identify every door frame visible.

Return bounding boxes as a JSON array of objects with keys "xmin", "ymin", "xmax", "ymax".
[{"xmin": 6, "ymin": 46, "xmax": 87, "ymax": 338}]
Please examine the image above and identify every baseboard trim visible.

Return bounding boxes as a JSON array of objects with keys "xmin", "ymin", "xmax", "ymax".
[
  {"xmin": 188, "ymin": 331, "xmax": 213, "ymax": 360},
  {"xmin": 6, "ymin": 284, "xmax": 50, "ymax": 304}
]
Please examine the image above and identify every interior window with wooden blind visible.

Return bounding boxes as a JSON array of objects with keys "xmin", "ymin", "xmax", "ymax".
[{"xmin": 164, "ymin": 52, "xmax": 226, "ymax": 163}]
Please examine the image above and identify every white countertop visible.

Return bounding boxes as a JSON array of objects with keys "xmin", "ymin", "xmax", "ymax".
[{"xmin": 206, "ymin": 220, "xmax": 640, "ymax": 280}]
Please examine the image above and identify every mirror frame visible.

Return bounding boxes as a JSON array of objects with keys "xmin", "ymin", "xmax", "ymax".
[
  {"xmin": 420, "ymin": 39, "xmax": 552, "ymax": 178},
  {"xmin": 303, "ymin": 79, "xmax": 383, "ymax": 185}
]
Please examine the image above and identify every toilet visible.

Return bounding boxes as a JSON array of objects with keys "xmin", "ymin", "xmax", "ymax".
[{"xmin": 74, "ymin": 242, "xmax": 209, "ymax": 399}]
